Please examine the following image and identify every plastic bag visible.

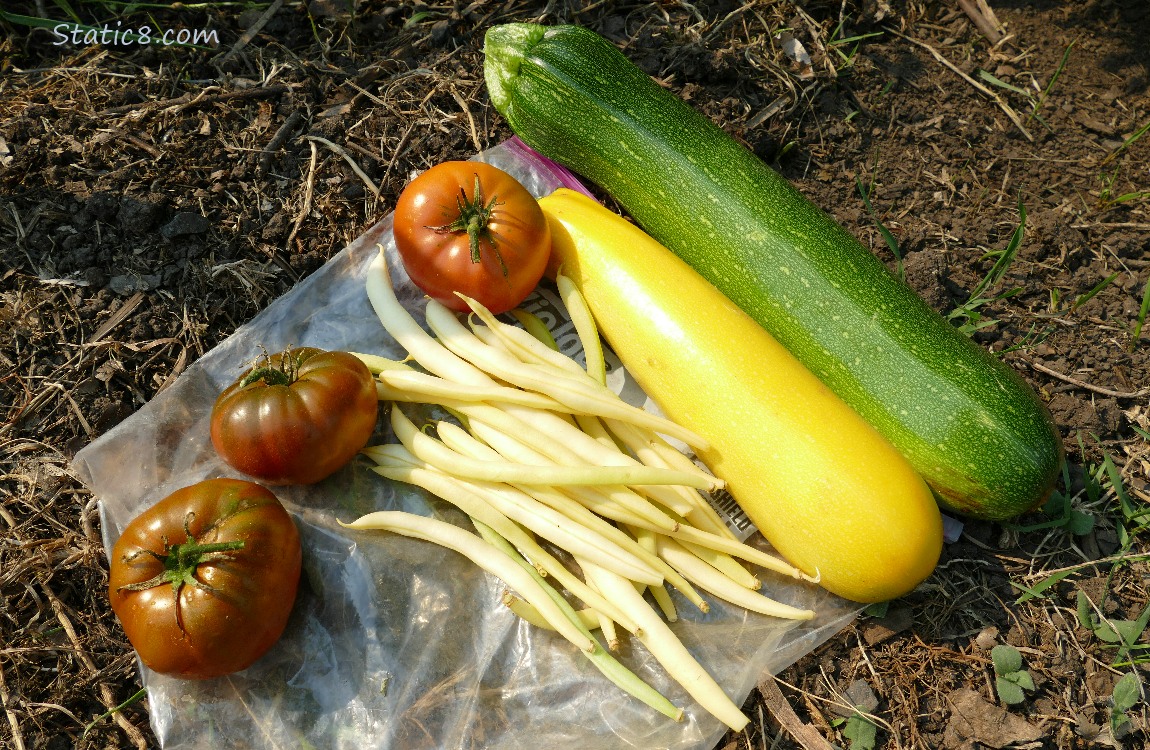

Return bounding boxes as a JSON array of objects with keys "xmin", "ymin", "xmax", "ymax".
[{"xmin": 73, "ymin": 140, "xmax": 860, "ymax": 750}]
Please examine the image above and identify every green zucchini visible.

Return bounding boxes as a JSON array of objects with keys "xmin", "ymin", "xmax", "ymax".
[{"xmin": 484, "ymin": 23, "xmax": 1063, "ymax": 521}]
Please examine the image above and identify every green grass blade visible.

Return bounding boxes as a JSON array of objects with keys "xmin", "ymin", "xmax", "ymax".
[
  {"xmin": 829, "ymin": 31, "xmax": 884, "ymax": 47},
  {"xmin": 0, "ymin": 9, "xmax": 76, "ymax": 29},
  {"xmin": 1131, "ymin": 274, "xmax": 1150, "ymax": 351},
  {"xmin": 995, "ymin": 322, "xmax": 1054, "ymax": 356},
  {"xmin": 1102, "ymin": 453, "xmax": 1137, "ymax": 523},
  {"xmin": 1103, "ymin": 117, "xmax": 1150, "ymax": 166},
  {"xmin": 82, "ymin": 687, "xmax": 146, "ymax": 738},
  {"xmin": 1012, "ymin": 569, "xmax": 1075, "ymax": 604},
  {"xmin": 978, "ymin": 69, "xmax": 1030, "ymax": 97},
  {"xmin": 1029, "ymin": 40, "xmax": 1075, "ymax": 125},
  {"xmin": 49, "ymin": 0, "xmax": 82, "ymax": 23},
  {"xmin": 1109, "ymin": 190, "xmax": 1150, "ymax": 205},
  {"xmin": 970, "ymin": 197, "xmax": 1026, "ymax": 301},
  {"xmin": 1070, "ymin": 272, "xmax": 1120, "ymax": 312},
  {"xmin": 856, "ymin": 175, "xmax": 903, "ymax": 281}
]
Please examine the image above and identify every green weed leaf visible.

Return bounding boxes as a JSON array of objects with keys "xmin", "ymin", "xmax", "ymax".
[
  {"xmin": 1110, "ymin": 672, "xmax": 1142, "ymax": 736},
  {"xmin": 948, "ymin": 198, "xmax": 1025, "ymax": 336},
  {"xmin": 1068, "ymin": 509, "xmax": 1095, "ymax": 536},
  {"xmin": 49, "ymin": 0, "xmax": 81, "ymax": 23},
  {"xmin": 1008, "ymin": 670, "xmax": 1036, "ymax": 692},
  {"xmin": 991, "ymin": 644, "xmax": 1023, "ymax": 675},
  {"xmin": 1042, "ymin": 490, "xmax": 1069, "ymax": 516},
  {"xmin": 995, "ymin": 677, "xmax": 1027, "ymax": 705},
  {"xmin": 990, "ymin": 645, "xmax": 1034, "ymax": 705},
  {"xmin": 82, "ymin": 686, "xmax": 146, "ymax": 738},
  {"xmin": 1112, "ymin": 672, "xmax": 1141, "ymax": 713},
  {"xmin": 1077, "ymin": 591, "xmax": 1150, "ymax": 662},
  {"xmin": 404, "ymin": 11, "xmax": 435, "ymax": 27},
  {"xmin": 1068, "ymin": 272, "xmax": 1120, "ymax": 313},
  {"xmin": 1077, "ymin": 590, "xmax": 1094, "ymax": 629},
  {"xmin": 842, "ymin": 712, "xmax": 878, "ymax": 750},
  {"xmin": 1130, "ymin": 274, "xmax": 1150, "ymax": 352},
  {"xmin": 1012, "ymin": 475, "xmax": 1093, "ymax": 536},
  {"xmin": 1105, "ymin": 604, "xmax": 1150, "ymax": 649}
]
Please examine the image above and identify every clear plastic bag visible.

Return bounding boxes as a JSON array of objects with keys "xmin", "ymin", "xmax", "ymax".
[{"xmin": 73, "ymin": 140, "xmax": 860, "ymax": 750}]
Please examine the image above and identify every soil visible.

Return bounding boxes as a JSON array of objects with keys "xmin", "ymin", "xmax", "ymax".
[{"xmin": 2, "ymin": 1, "xmax": 1148, "ymax": 748}]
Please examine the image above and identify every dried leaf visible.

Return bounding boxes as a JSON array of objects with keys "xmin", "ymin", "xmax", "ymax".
[{"xmin": 777, "ymin": 32, "xmax": 814, "ymax": 79}]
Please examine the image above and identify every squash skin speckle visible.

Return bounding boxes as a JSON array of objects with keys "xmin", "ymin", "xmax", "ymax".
[{"xmin": 485, "ymin": 23, "xmax": 1063, "ymax": 521}]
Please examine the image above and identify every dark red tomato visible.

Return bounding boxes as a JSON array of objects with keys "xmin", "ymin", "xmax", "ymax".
[
  {"xmin": 108, "ymin": 478, "xmax": 302, "ymax": 679},
  {"xmin": 210, "ymin": 348, "xmax": 379, "ymax": 485},
  {"xmin": 392, "ymin": 160, "xmax": 551, "ymax": 314}
]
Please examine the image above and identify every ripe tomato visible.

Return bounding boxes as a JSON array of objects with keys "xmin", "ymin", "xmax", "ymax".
[
  {"xmin": 210, "ymin": 348, "xmax": 378, "ymax": 485},
  {"xmin": 108, "ymin": 478, "xmax": 302, "ymax": 679},
  {"xmin": 393, "ymin": 160, "xmax": 551, "ymax": 314}
]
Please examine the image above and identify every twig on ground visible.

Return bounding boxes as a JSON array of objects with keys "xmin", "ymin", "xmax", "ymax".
[
  {"xmin": 286, "ymin": 140, "xmax": 318, "ymax": 252},
  {"xmin": 215, "ymin": 0, "xmax": 284, "ymax": 65},
  {"xmin": 341, "ymin": 78, "xmax": 387, "ymax": 108},
  {"xmin": 1071, "ymin": 222, "xmax": 1150, "ymax": 230},
  {"xmin": 957, "ymin": 0, "xmax": 1003, "ymax": 45},
  {"xmin": 757, "ymin": 676, "xmax": 836, "ymax": 750},
  {"xmin": 51, "ymin": 382, "xmax": 94, "ymax": 437},
  {"xmin": 1023, "ymin": 359, "xmax": 1150, "ymax": 399},
  {"xmin": 154, "ymin": 345, "xmax": 189, "ymax": 395},
  {"xmin": 341, "ymin": 139, "xmax": 386, "ymax": 165},
  {"xmin": 382, "ymin": 121, "xmax": 418, "ymax": 190},
  {"xmin": 890, "ymin": 30, "xmax": 1033, "ymax": 142},
  {"xmin": 42, "ymin": 583, "xmax": 147, "ymax": 748},
  {"xmin": 304, "ymin": 135, "xmax": 381, "ymax": 197},
  {"xmin": 99, "ymin": 128, "xmax": 163, "ymax": 159},
  {"xmin": 1022, "ymin": 551, "xmax": 1150, "ymax": 581},
  {"xmin": 87, "ymin": 292, "xmax": 145, "ymax": 344},
  {"xmin": 0, "ymin": 385, "xmax": 56, "ymax": 439},
  {"xmin": 451, "ymin": 86, "xmax": 483, "ymax": 153},
  {"xmin": 975, "ymin": 0, "xmax": 1005, "ymax": 31},
  {"xmin": 97, "ymin": 85, "xmax": 290, "ymax": 117},
  {"xmin": 0, "ymin": 661, "xmax": 27, "ymax": 750},
  {"xmin": 259, "ymin": 110, "xmax": 305, "ymax": 172},
  {"xmin": 82, "ymin": 687, "xmax": 146, "ymax": 739}
]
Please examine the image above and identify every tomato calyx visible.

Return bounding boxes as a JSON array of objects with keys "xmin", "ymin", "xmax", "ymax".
[
  {"xmin": 117, "ymin": 512, "xmax": 245, "ymax": 598},
  {"xmin": 238, "ymin": 348, "xmax": 306, "ymax": 389},
  {"xmin": 427, "ymin": 174, "xmax": 509, "ymax": 277}
]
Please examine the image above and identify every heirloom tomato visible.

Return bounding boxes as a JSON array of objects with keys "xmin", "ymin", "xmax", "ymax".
[
  {"xmin": 392, "ymin": 160, "xmax": 550, "ymax": 314},
  {"xmin": 210, "ymin": 347, "xmax": 378, "ymax": 485},
  {"xmin": 108, "ymin": 478, "xmax": 302, "ymax": 679}
]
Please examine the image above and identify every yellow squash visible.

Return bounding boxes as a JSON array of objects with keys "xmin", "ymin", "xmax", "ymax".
[{"xmin": 540, "ymin": 189, "xmax": 942, "ymax": 603}]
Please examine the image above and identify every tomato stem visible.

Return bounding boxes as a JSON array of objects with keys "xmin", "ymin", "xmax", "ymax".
[
  {"xmin": 118, "ymin": 538, "xmax": 246, "ymax": 593},
  {"xmin": 428, "ymin": 174, "xmax": 509, "ymax": 278}
]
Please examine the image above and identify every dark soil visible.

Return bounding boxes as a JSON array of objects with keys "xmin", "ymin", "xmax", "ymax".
[{"xmin": 2, "ymin": 1, "xmax": 1148, "ymax": 748}]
